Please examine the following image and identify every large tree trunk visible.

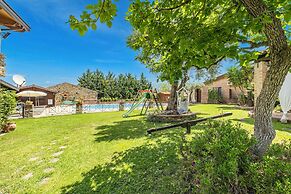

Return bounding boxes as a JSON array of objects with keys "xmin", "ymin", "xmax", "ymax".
[
  {"xmin": 240, "ymin": 0, "xmax": 291, "ymax": 157},
  {"xmin": 254, "ymin": 56, "xmax": 290, "ymax": 157},
  {"xmin": 166, "ymin": 81, "xmax": 178, "ymax": 112}
]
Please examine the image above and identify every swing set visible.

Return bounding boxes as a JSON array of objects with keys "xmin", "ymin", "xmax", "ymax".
[{"xmin": 122, "ymin": 89, "xmax": 163, "ymax": 118}]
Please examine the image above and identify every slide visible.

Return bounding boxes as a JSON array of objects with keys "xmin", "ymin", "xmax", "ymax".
[{"xmin": 123, "ymin": 96, "xmax": 147, "ymax": 118}]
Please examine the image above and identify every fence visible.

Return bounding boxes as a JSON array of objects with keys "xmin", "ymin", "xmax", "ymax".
[{"xmin": 11, "ymin": 103, "xmax": 167, "ymax": 118}]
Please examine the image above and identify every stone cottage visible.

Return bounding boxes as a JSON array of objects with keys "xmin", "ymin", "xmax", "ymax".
[
  {"xmin": 198, "ymin": 74, "xmax": 243, "ymax": 104},
  {"xmin": 47, "ymin": 83, "xmax": 98, "ymax": 105}
]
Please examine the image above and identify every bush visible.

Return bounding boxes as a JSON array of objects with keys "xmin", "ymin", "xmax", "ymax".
[
  {"xmin": 247, "ymin": 141, "xmax": 291, "ymax": 193},
  {"xmin": 184, "ymin": 121, "xmax": 291, "ymax": 193},
  {"xmin": 186, "ymin": 121, "xmax": 254, "ymax": 193},
  {"xmin": 208, "ymin": 88, "xmax": 223, "ymax": 104},
  {"xmin": 238, "ymin": 91, "xmax": 254, "ymax": 107},
  {"xmin": 0, "ymin": 89, "xmax": 16, "ymax": 130}
]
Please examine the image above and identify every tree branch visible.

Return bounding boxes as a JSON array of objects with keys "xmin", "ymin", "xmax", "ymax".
[
  {"xmin": 95, "ymin": 0, "xmax": 106, "ymax": 21},
  {"xmin": 239, "ymin": 0, "xmax": 288, "ymax": 54}
]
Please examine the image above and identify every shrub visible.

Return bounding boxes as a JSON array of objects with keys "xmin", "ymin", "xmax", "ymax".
[
  {"xmin": 208, "ymin": 88, "xmax": 223, "ymax": 104},
  {"xmin": 186, "ymin": 121, "xmax": 254, "ymax": 193},
  {"xmin": 238, "ymin": 91, "xmax": 254, "ymax": 107},
  {"xmin": 247, "ymin": 141, "xmax": 291, "ymax": 193},
  {"xmin": 184, "ymin": 121, "xmax": 291, "ymax": 193},
  {"xmin": 0, "ymin": 89, "xmax": 16, "ymax": 130},
  {"xmin": 238, "ymin": 93, "xmax": 247, "ymax": 105}
]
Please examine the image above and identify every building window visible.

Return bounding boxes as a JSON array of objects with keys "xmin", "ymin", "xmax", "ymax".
[
  {"xmin": 229, "ymin": 89, "xmax": 232, "ymax": 99},
  {"xmin": 217, "ymin": 87, "xmax": 222, "ymax": 97},
  {"xmin": 48, "ymin": 99, "xmax": 53, "ymax": 105}
]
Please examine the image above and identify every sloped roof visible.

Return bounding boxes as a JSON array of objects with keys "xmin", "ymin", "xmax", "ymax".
[
  {"xmin": 204, "ymin": 74, "xmax": 228, "ymax": 85},
  {"xmin": 20, "ymin": 84, "xmax": 56, "ymax": 93},
  {"xmin": 0, "ymin": 79, "xmax": 18, "ymax": 91},
  {"xmin": 47, "ymin": 82, "xmax": 98, "ymax": 94},
  {"xmin": 0, "ymin": 0, "xmax": 30, "ymax": 32}
]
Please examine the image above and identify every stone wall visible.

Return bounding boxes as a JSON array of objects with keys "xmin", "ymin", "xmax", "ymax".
[
  {"xmin": 47, "ymin": 83, "xmax": 98, "ymax": 105},
  {"xmin": 201, "ymin": 75, "xmax": 243, "ymax": 104},
  {"xmin": 254, "ymin": 61, "xmax": 268, "ymax": 106}
]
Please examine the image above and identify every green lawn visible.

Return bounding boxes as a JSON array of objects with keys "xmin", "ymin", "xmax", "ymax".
[{"xmin": 0, "ymin": 104, "xmax": 290, "ymax": 193}]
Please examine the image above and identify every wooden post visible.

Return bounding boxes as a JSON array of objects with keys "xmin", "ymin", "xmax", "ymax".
[
  {"xmin": 186, "ymin": 123, "xmax": 191, "ymax": 134},
  {"xmin": 24, "ymin": 103, "xmax": 33, "ymax": 118},
  {"xmin": 76, "ymin": 103, "xmax": 83, "ymax": 114},
  {"xmin": 119, "ymin": 101, "xmax": 125, "ymax": 111}
]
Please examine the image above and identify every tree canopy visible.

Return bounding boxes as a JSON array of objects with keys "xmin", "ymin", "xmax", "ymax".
[
  {"xmin": 69, "ymin": 0, "xmax": 290, "ymax": 84},
  {"xmin": 70, "ymin": 0, "xmax": 290, "ymax": 65},
  {"xmin": 227, "ymin": 63, "xmax": 253, "ymax": 93},
  {"xmin": 70, "ymin": 0, "xmax": 291, "ymax": 156},
  {"xmin": 78, "ymin": 69, "xmax": 151, "ymax": 100}
]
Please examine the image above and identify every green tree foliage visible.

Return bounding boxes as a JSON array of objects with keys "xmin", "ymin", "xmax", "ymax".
[
  {"xmin": 69, "ymin": 0, "xmax": 117, "ymax": 36},
  {"xmin": 208, "ymin": 88, "xmax": 223, "ymax": 104},
  {"xmin": 158, "ymin": 82, "xmax": 171, "ymax": 92},
  {"xmin": 70, "ymin": 0, "xmax": 290, "ymax": 81},
  {"xmin": 78, "ymin": 69, "xmax": 151, "ymax": 100},
  {"xmin": 0, "ymin": 89, "xmax": 16, "ymax": 130},
  {"xmin": 69, "ymin": 0, "xmax": 290, "ymax": 78},
  {"xmin": 193, "ymin": 65, "xmax": 221, "ymax": 82},
  {"xmin": 228, "ymin": 63, "xmax": 254, "ymax": 106},
  {"xmin": 70, "ymin": 0, "xmax": 291, "ymax": 156},
  {"xmin": 227, "ymin": 63, "xmax": 253, "ymax": 93}
]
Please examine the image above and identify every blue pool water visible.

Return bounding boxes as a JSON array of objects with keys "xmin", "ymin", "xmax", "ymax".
[{"xmin": 82, "ymin": 103, "xmax": 144, "ymax": 112}]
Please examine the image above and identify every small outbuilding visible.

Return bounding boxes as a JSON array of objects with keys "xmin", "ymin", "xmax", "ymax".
[
  {"xmin": 158, "ymin": 92, "xmax": 171, "ymax": 103},
  {"xmin": 47, "ymin": 82, "xmax": 98, "ymax": 105},
  {"xmin": 19, "ymin": 85, "xmax": 56, "ymax": 107}
]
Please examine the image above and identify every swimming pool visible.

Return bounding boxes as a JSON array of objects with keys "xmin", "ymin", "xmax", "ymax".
[
  {"xmin": 82, "ymin": 103, "xmax": 145, "ymax": 113},
  {"xmin": 24, "ymin": 103, "xmax": 167, "ymax": 118}
]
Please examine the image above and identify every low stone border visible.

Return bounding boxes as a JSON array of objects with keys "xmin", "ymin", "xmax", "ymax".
[{"xmin": 147, "ymin": 112, "xmax": 197, "ymax": 123}]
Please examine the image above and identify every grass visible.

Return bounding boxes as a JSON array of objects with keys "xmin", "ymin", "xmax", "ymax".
[{"xmin": 0, "ymin": 104, "xmax": 290, "ymax": 193}]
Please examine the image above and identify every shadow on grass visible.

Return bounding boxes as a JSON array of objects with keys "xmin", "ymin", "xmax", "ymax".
[
  {"xmin": 232, "ymin": 118, "xmax": 291, "ymax": 134},
  {"xmin": 94, "ymin": 113, "xmax": 214, "ymax": 142},
  {"xmin": 195, "ymin": 112, "xmax": 210, "ymax": 118},
  {"xmin": 94, "ymin": 118, "xmax": 165, "ymax": 142},
  {"xmin": 61, "ymin": 135, "xmax": 188, "ymax": 194},
  {"xmin": 218, "ymin": 106, "xmax": 240, "ymax": 111},
  {"xmin": 232, "ymin": 118, "xmax": 254, "ymax": 125},
  {"xmin": 123, "ymin": 114, "xmax": 143, "ymax": 118}
]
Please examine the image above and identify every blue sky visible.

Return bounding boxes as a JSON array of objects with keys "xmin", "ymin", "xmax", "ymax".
[{"xmin": 2, "ymin": 0, "xmax": 234, "ymax": 87}]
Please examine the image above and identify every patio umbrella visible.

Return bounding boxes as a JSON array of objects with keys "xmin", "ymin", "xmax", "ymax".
[
  {"xmin": 16, "ymin": 91, "xmax": 47, "ymax": 106},
  {"xmin": 16, "ymin": 91, "xmax": 47, "ymax": 97}
]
